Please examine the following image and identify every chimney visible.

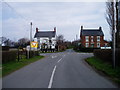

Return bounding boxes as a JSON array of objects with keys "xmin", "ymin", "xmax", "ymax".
[
  {"xmin": 99, "ymin": 27, "xmax": 102, "ymax": 30},
  {"xmin": 36, "ymin": 28, "xmax": 38, "ymax": 32},
  {"xmin": 54, "ymin": 27, "xmax": 56, "ymax": 32},
  {"xmin": 81, "ymin": 26, "xmax": 83, "ymax": 30}
]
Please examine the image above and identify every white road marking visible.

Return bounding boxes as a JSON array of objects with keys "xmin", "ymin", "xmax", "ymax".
[
  {"xmin": 51, "ymin": 56, "xmax": 57, "ymax": 58},
  {"xmin": 48, "ymin": 66, "xmax": 56, "ymax": 88},
  {"xmin": 57, "ymin": 58, "xmax": 62, "ymax": 63}
]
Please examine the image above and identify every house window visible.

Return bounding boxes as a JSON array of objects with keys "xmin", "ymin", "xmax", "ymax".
[
  {"xmin": 97, "ymin": 36, "xmax": 100, "ymax": 41},
  {"xmin": 85, "ymin": 43, "xmax": 89, "ymax": 47},
  {"xmin": 91, "ymin": 36, "xmax": 94, "ymax": 42},
  {"xmin": 85, "ymin": 36, "xmax": 89, "ymax": 42},
  {"xmin": 91, "ymin": 43, "xmax": 94, "ymax": 47},
  {"xmin": 97, "ymin": 43, "xmax": 100, "ymax": 47}
]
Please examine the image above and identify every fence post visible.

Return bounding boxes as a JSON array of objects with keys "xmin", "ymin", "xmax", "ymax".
[{"xmin": 18, "ymin": 48, "xmax": 19, "ymax": 61}]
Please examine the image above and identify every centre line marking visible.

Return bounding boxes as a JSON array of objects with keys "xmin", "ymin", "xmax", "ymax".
[
  {"xmin": 48, "ymin": 66, "xmax": 56, "ymax": 88},
  {"xmin": 57, "ymin": 58, "xmax": 62, "ymax": 63}
]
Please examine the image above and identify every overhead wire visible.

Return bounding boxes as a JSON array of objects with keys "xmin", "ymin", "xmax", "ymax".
[{"xmin": 2, "ymin": 0, "xmax": 31, "ymax": 39}]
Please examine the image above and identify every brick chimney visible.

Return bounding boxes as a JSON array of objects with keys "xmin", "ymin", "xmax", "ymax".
[
  {"xmin": 81, "ymin": 26, "xmax": 83, "ymax": 30},
  {"xmin": 36, "ymin": 28, "xmax": 38, "ymax": 32},
  {"xmin": 99, "ymin": 27, "xmax": 102, "ymax": 30},
  {"xmin": 54, "ymin": 27, "xmax": 56, "ymax": 32}
]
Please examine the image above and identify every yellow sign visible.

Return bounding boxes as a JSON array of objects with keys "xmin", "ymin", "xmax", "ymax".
[{"xmin": 30, "ymin": 42, "xmax": 38, "ymax": 48}]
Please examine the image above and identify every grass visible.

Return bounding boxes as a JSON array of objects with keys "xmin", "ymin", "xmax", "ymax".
[
  {"xmin": 85, "ymin": 57, "xmax": 120, "ymax": 84},
  {"xmin": 2, "ymin": 55, "xmax": 44, "ymax": 77}
]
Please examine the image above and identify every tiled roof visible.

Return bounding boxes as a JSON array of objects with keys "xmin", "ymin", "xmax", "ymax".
[
  {"xmin": 81, "ymin": 29, "xmax": 104, "ymax": 36},
  {"xmin": 34, "ymin": 31, "xmax": 56, "ymax": 38}
]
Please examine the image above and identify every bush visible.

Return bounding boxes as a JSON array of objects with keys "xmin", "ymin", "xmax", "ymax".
[
  {"xmin": 79, "ymin": 47, "xmax": 99, "ymax": 52},
  {"xmin": 2, "ymin": 46, "xmax": 9, "ymax": 51},
  {"xmin": 94, "ymin": 49, "xmax": 112, "ymax": 63},
  {"xmin": 94, "ymin": 49, "xmax": 120, "ymax": 66},
  {"xmin": 2, "ymin": 50, "xmax": 17, "ymax": 63},
  {"xmin": 28, "ymin": 51, "xmax": 39, "ymax": 58}
]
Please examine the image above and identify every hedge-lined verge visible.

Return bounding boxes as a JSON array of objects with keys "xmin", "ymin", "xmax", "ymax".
[
  {"xmin": 94, "ymin": 49, "xmax": 120, "ymax": 66},
  {"xmin": 74, "ymin": 47, "xmax": 100, "ymax": 53},
  {"xmin": 2, "ymin": 51, "xmax": 17, "ymax": 63},
  {"xmin": 2, "ymin": 46, "xmax": 9, "ymax": 51},
  {"xmin": 85, "ymin": 57, "xmax": 120, "ymax": 84},
  {"xmin": 2, "ymin": 50, "xmax": 40, "ymax": 64}
]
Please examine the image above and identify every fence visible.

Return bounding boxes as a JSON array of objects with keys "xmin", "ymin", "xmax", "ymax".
[{"xmin": 2, "ymin": 48, "xmax": 39, "ymax": 64}]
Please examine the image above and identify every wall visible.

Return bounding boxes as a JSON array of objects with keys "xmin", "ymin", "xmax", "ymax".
[{"xmin": 80, "ymin": 35, "xmax": 105, "ymax": 48}]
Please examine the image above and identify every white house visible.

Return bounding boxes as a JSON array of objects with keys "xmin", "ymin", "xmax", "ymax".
[{"xmin": 34, "ymin": 27, "xmax": 57, "ymax": 52}]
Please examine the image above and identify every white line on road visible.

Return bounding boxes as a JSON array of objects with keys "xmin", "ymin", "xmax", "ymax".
[
  {"xmin": 51, "ymin": 56, "xmax": 57, "ymax": 58},
  {"xmin": 57, "ymin": 58, "xmax": 62, "ymax": 63},
  {"xmin": 48, "ymin": 65, "xmax": 57, "ymax": 88}
]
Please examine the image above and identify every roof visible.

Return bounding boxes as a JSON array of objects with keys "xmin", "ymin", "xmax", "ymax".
[
  {"xmin": 34, "ymin": 31, "xmax": 56, "ymax": 38},
  {"xmin": 81, "ymin": 29, "xmax": 104, "ymax": 36}
]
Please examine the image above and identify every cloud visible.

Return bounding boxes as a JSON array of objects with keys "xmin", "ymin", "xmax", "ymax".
[{"xmin": 2, "ymin": 2, "xmax": 111, "ymax": 41}]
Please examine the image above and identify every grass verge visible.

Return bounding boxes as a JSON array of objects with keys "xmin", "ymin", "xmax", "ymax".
[
  {"xmin": 2, "ymin": 55, "xmax": 44, "ymax": 77},
  {"xmin": 85, "ymin": 56, "xmax": 120, "ymax": 84}
]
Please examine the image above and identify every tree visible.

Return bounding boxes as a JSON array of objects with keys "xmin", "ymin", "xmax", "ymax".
[
  {"xmin": 106, "ymin": 0, "xmax": 115, "ymax": 42},
  {"xmin": 106, "ymin": 0, "xmax": 117, "ymax": 68},
  {"xmin": 0, "ymin": 37, "xmax": 12, "ymax": 46},
  {"xmin": 116, "ymin": 1, "xmax": 120, "ymax": 48},
  {"xmin": 18, "ymin": 38, "xmax": 30, "ymax": 47},
  {"xmin": 56, "ymin": 34, "xmax": 65, "ymax": 44}
]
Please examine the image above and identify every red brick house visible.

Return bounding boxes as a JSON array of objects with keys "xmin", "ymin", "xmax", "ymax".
[{"xmin": 80, "ymin": 26, "xmax": 109, "ymax": 48}]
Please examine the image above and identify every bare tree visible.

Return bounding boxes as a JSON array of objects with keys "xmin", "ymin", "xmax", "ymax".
[
  {"xmin": 0, "ymin": 37, "xmax": 12, "ymax": 46},
  {"xmin": 106, "ymin": 0, "xmax": 117, "ymax": 68},
  {"xmin": 18, "ymin": 38, "xmax": 30, "ymax": 47},
  {"xmin": 56, "ymin": 34, "xmax": 65, "ymax": 44},
  {"xmin": 106, "ymin": 0, "xmax": 115, "ymax": 41}
]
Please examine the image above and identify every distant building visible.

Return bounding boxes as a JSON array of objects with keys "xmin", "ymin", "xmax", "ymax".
[
  {"xmin": 34, "ymin": 27, "xmax": 56, "ymax": 52},
  {"xmin": 80, "ymin": 26, "xmax": 109, "ymax": 48}
]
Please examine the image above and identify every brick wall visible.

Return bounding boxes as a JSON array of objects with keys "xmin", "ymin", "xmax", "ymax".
[{"xmin": 80, "ymin": 35, "xmax": 105, "ymax": 48}]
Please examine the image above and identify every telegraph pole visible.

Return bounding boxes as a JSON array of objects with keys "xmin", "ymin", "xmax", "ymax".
[
  {"xmin": 30, "ymin": 22, "xmax": 32, "ymax": 51},
  {"xmin": 112, "ymin": 1, "xmax": 116, "ymax": 68}
]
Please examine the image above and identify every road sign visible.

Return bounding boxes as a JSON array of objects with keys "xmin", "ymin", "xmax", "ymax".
[{"xmin": 30, "ymin": 41, "xmax": 38, "ymax": 48}]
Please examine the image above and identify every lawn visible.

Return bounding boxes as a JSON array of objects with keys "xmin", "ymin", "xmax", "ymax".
[
  {"xmin": 2, "ymin": 55, "xmax": 44, "ymax": 77},
  {"xmin": 85, "ymin": 57, "xmax": 120, "ymax": 84}
]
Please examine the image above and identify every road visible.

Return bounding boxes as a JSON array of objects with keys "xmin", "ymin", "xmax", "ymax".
[{"xmin": 3, "ymin": 49, "xmax": 117, "ymax": 88}]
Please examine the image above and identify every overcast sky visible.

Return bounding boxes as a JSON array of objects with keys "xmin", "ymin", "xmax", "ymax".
[{"xmin": 1, "ymin": 0, "xmax": 111, "ymax": 42}]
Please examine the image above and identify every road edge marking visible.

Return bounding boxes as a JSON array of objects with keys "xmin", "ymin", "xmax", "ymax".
[{"xmin": 48, "ymin": 65, "xmax": 57, "ymax": 88}]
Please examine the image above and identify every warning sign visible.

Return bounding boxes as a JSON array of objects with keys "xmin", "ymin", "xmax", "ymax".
[{"xmin": 30, "ymin": 42, "xmax": 38, "ymax": 48}]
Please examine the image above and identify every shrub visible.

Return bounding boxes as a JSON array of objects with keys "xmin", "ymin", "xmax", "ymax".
[
  {"xmin": 27, "ymin": 51, "xmax": 39, "ymax": 58},
  {"xmin": 94, "ymin": 49, "xmax": 120, "ymax": 66},
  {"xmin": 94, "ymin": 49, "xmax": 112, "ymax": 63},
  {"xmin": 79, "ymin": 47, "xmax": 99, "ymax": 52},
  {"xmin": 2, "ymin": 50, "xmax": 17, "ymax": 63},
  {"xmin": 2, "ymin": 46, "xmax": 9, "ymax": 51},
  {"xmin": 116, "ymin": 49, "xmax": 120, "ymax": 66}
]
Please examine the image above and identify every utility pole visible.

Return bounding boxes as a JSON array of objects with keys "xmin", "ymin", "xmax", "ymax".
[
  {"xmin": 30, "ymin": 22, "xmax": 32, "ymax": 51},
  {"xmin": 112, "ymin": 1, "xmax": 116, "ymax": 68},
  {"xmin": 76, "ymin": 34, "xmax": 78, "ymax": 41}
]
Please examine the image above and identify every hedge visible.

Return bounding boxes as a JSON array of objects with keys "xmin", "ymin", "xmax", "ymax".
[
  {"xmin": 2, "ymin": 46, "xmax": 9, "ymax": 51},
  {"xmin": 94, "ymin": 49, "xmax": 120, "ymax": 66},
  {"xmin": 2, "ymin": 50, "xmax": 17, "ymax": 63},
  {"xmin": 28, "ymin": 51, "xmax": 39, "ymax": 58}
]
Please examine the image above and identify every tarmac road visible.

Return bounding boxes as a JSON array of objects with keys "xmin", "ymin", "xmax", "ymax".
[{"xmin": 3, "ymin": 49, "xmax": 117, "ymax": 88}]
